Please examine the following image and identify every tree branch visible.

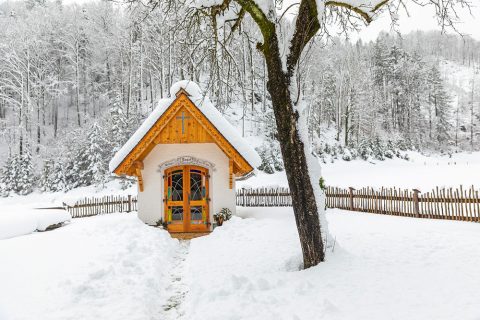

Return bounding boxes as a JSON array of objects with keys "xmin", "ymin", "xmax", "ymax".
[
  {"xmin": 234, "ymin": 0, "xmax": 276, "ymax": 48},
  {"xmin": 286, "ymin": 0, "xmax": 391, "ymax": 80}
]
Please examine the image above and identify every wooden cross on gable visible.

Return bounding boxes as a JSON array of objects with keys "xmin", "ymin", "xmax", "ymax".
[{"xmin": 176, "ymin": 111, "xmax": 191, "ymax": 134}]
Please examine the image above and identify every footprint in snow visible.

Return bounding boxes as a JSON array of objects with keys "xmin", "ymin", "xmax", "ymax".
[{"xmin": 161, "ymin": 240, "xmax": 190, "ymax": 319}]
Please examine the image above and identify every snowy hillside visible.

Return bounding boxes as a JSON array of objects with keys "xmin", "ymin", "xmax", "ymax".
[{"xmin": 239, "ymin": 151, "xmax": 480, "ymax": 191}]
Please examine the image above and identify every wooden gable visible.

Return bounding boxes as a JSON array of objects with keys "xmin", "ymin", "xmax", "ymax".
[
  {"xmin": 154, "ymin": 107, "xmax": 215, "ymax": 144},
  {"xmin": 113, "ymin": 92, "xmax": 254, "ymax": 181}
]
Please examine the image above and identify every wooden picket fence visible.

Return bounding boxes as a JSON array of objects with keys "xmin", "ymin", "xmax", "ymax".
[
  {"xmin": 62, "ymin": 185, "xmax": 480, "ymax": 222},
  {"xmin": 238, "ymin": 186, "xmax": 480, "ymax": 222},
  {"xmin": 326, "ymin": 186, "xmax": 480, "ymax": 222},
  {"xmin": 65, "ymin": 195, "xmax": 138, "ymax": 218},
  {"xmin": 236, "ymin": 187, "xmax": 292, "ymax": 207}
]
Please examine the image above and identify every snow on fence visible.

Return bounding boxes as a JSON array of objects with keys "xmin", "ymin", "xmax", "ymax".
[
  {"xmin": 65, "ymin": 195, "xmax": 138, "ymax": 218},
  {"xmin": 238, "ymin": 186, "xmax": 480, "ymax": 222}
]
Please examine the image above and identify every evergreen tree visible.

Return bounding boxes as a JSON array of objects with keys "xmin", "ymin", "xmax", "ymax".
[
  {"xmin": 16, "ymin": 147, "xmax": 35, "ymax": 195},
  {"xmin": 428, "ymin": 65, "xmax": 452, "ymax": 147},
  {"xmin": 39, "ymin": 159, "xmax": 53, "ymax": 192},
  {"xmin": 77, "ymin": 122, "xmax": 108, "ymax": 186},
  {"xmin": 40, "ymin": 159, "xmax": 67, "ymax": 192},
  {"xmin": 0, "ymin": 147, "xmax": 36, "ymax": 195},
  {"xmin": 0, "ymin": 154, "xmax": 15, "ymax": 196},
  {"xmin": 107, "ymin": 92, "xmax": 131, "ymax": 157}
]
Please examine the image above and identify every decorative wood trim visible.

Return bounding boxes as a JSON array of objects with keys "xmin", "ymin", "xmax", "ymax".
[
  {"xmin": 229, "ymin": 159, "xmax": 233, "ymax": 189},
  {"xmin": 157, "ymin": 156, "xmax": 216, "ymax": 172},
  {"xmin": 113, "ymin": 93, "xmax": 254, "ymax": 177},
  {"xmin": 175, "ymin": 88, "xmax": 190, "ymax": 97}
]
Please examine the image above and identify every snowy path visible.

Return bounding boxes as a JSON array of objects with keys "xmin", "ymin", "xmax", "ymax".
[{"xmin": 161, "ymin": 240, "xmax": 190, "ymax": 320}]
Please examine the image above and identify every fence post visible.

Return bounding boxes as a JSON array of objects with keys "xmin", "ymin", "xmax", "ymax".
[
  {"xmin": 413, "ymin": 189, "xmax": 421, "ymax": 218},
  {"xmin": 349, "ymin": 187, "xmax": 355, "ymax": 211},
  {"xmin": 128, "ymin": 195, "xmax": 132, "ymax": 213}
]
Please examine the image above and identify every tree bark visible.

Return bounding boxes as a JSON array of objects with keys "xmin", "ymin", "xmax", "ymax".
[{"xmin": 261, "ymin": 32, "xmax": 325, "ymax": 268}]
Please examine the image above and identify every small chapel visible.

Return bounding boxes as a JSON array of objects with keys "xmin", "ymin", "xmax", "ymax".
[{"xmin": 109, "ymin": 81, "xmax": 260, "ymax": 233}]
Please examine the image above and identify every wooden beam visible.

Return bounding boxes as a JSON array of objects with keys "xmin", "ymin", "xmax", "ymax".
[
  {"xmin": 133, "ymin": 161, "xmax": 144, "ymax": 170},
  {"xmin": 175, "ymin": 88, "xmax": 190, "ymax": 97},
  {"xmin": 134, "ymin": 161, "xmax": 144, "ymax": 192},
  {"xmin": 229, "ymin": 159, "xmax": 233, "ymax": 189}
]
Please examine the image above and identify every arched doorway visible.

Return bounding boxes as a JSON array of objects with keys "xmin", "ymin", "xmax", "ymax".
[{"xmin": 164, "ymin": 165, "xmax": 210, "ymax": 232}]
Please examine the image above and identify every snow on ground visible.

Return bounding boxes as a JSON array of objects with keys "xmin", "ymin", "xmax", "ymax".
[
  {"xmin": 239, "ymin": 151, "xmax": 480, "ymax": 191},
  {"xmin": 0, "ymin": 213, "xmax": 179, "ymax": 320},
  {"xmin": 1, "ymin": 207, "xmax": 480, "ymax": 319},
  {"xmin": 0, "ymin": 208, "xmax": 70, "ymax": 240},
  {"xmin": 184, "ymin": 207, "xmax": 480, "ymax": 320},
  {"xmin": 1, "ymin": 150, "xmax": 480, "ymax": 319}
]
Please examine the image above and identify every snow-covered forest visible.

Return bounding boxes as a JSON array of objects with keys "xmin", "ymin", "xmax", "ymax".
[{"xmin": 0, "ymin": 0, "xmax": 479, "ymax": 195}]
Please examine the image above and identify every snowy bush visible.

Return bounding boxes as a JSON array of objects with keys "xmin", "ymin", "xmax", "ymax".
[
  {"xmin": 315, "ymin": 137, "xmax": 413, "ymax": 164},
  {"xmin": 342, "ymin": 149, "xmax": 352, "ymax": 161}
]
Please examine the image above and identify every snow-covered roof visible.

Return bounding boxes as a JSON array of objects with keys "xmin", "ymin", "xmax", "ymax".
[{"xmin": 109, "ymin": 80, "xmax": 261, "ymax": 174}]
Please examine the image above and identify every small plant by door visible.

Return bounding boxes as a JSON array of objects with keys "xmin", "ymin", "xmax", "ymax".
[{"xmin": 164, "ymin": 165, "xmax": 209, "ymax": 232}]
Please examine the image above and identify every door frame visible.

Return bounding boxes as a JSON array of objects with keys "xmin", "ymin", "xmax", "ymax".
[{"xmin": 164, "ymin": 165, "xmax": 210, "ymax": 233}]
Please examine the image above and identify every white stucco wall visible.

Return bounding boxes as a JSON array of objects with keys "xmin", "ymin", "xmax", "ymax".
[{"xmin": 137, "ymin": 143, "xmax": 236, "ymax": 226}]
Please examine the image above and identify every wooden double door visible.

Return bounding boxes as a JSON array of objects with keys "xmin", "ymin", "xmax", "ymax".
[{"xmin": 164, "ymin": 165, "xmax": 210, "ymax": 233}]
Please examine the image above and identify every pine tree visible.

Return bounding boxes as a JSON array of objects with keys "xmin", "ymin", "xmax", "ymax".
[
  {"xmin": 77, "ymin": 122, "xmax": 108, "ymax": 186},
  {"xmin": 256, "ymin": 143, "xmax": 275, "ymax": 174},
  {"xmin": 107, "ymin": 92, "xmax": 131, "ymax": 158},
  {"xmin": 39, "ymin": 159, "xmax": 53, "ymax": 192},
  {"xmin": 0, "ymin": 154, "xmax": 14, "ymax": 196},
  {"xmin": 0, "ymin": 147, "xmax": 36, "ymax": 195},
  {"xmin": 40, "ymin": 159, "xmax": 67, "ymax": 192},
  {"xmin": 16, "ymin": 147, "xmax": 35, "ymax": 195},
  {"xmin": 428, "ymin": 64, "xmax": 452, "ymax": 147}
]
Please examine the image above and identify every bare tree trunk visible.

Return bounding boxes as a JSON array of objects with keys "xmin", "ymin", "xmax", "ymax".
[
  {"xmin": 261, "ymin": 33, "xmax": 324, "ymax": 268},
  {"xmin": 36, "ymin": 97, "xmax": 41, "ymax": 154},
  {"xmin": 455, "ymin": 103, "xmax": 459, "ymax": 148},
  {"xmin": 75, "ymin": 42, "xmax": 81, "ymax": 127},
  {"xmin": 139, "ymin": 24, "xmax": 144, "ymax": 111},
  {"xmin": 127, "ymin": 31, "xmax": 133, "ymax": 117},
  {"xmin": 149, "ymin": 71, "xmax": 154, "ymax": 111}
]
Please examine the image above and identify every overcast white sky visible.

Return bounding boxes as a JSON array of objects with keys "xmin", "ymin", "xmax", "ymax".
[
  {"xmin": 350, "ymin": 3, "xmax": 480, "ymax": 42},
  {"xmin": 28, "ymin": 0, "xmax": 480, "ymax": 42}
]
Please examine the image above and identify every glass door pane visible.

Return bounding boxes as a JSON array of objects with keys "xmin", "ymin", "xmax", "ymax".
[
  {"xmin": 189, "ymin": 168, "xmax": 207, "ymax": 225},
  {"xmin": 166, "ymin": 168, "xmax": 185, "ymax": 226},
  {"xmin": 170, "ymin": 170, "xmax": 184, "ymax": 201},
  {"xmin": 170, "ymin": 206, "xmax": 184, "ymax": 221},
  {"xmin": 190, "ymin": 170, "xmax": 203, "ymax": 201}
]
